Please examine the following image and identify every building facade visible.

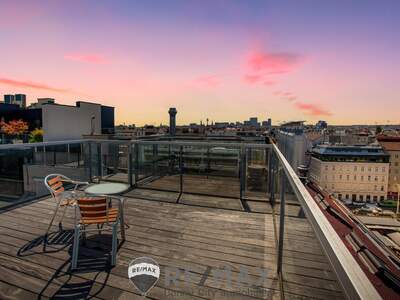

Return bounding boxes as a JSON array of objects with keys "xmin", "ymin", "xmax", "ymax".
[
  {"xmin": 0, "ymin": 99, "xmax": 114, "ymax": 141},
  {"xmin": 276, "ymin": 121, "xmax": 307, "ymax": 172},
  {"xmin": 377, "ymin": 135, "xmax": 400, "ymax": 199},
  {"xmin": 309, "ymin": 145, "xmax": 390, "ymax": 203}
]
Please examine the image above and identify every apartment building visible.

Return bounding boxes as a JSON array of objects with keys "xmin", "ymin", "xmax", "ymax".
[
  {"xmin": 377, "ymin": 135, "xmax": 400, "ymax": 199},
  {"xmin": 309, "ymin": 145, "xmax": 390, "ymax": 203}
]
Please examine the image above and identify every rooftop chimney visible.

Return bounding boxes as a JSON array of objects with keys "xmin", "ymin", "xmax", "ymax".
[{"xmin": 168, "ymin": 107, "xmax": 177, "ymax": 136}]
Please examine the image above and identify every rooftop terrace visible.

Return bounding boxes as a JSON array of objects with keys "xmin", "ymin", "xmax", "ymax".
[{"xmin": 0, "ymin": 139, "xmax": 389, "ymax": 299}]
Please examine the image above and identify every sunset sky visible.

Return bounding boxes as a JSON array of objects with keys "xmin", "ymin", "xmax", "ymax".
[{"xmin": 0, "ymin": 0, "xmax": 399, "ymax": 126}]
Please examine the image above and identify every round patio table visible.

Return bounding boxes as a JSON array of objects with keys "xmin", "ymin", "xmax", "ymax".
[{"xmin": 84, "ymin": 182, "xmax": 130, "ymax": 195}]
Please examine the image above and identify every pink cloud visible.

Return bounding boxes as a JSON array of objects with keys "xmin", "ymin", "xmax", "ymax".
[
  {"xmin": 286, "ymin": 95, "xmax": 297, "ymax": 101},
  {"xmin": 247, "ymin": 50, "xmax": 302, "ymax": 74},
  {"xmin": 263, "ymin": 80, "xmax": 276, "ymax": 86},
  {"xmin": 195, "ymin": 75, "xmax": 220, "ymax": 87},
  {"xmin": 243, "ymin": 49, "xmax": 304, "ymax": 86},
  {"xmin": 243, "ymin": 74, "xmax": 262, "ymax": 84},
  {"xmin": 0, "ymin": 77, "xmax": 69, "ymax": 93},
  {"xmin": 64, "ymin": 53, "xmax": 108, "ymax": 64},
  {"xmin": 294, "ymin": 101, "xmax": 332, "ymax": 116}
]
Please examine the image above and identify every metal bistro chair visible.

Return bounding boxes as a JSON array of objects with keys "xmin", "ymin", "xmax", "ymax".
[
  {"xmin": 44, "ymin": 174, "xmax": 89, "ymax": 249},
  {"xmin": 71, "ymin": 195, "xmax": 126, "ymax": 269}
]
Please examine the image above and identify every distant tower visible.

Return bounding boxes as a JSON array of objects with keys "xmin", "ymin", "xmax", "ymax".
[
  {"xmin": 15, "ymin": 94, "xmax": 26, "ymax": 108},
  {"xmin": 168, "ymin": 107, "xmax": 177, "ymax": 136},
  {"xmin": 4, "ymin": 94, "xmax": 15, "ymax": 104}
]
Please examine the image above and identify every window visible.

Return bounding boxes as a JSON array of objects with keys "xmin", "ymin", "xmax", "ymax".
[
  {"xmin": 373, "ymin": 196, "xmax": 378, "ymax": 202},
  {"xmin": 361, "ymin": 166, "xmax": 365, "ymax": 172},
  {"xmin": 366, "ymin": 195, "xmax": 371, "ymax": 201},
  {"xmin": 325, "ymin": 165, "xmax": 328, "ymax": 171},
  {"xmin": 395, "ymin": 154, "xmax": 399, "ymax": 159},
  {"xmin": 359, "ymin": 195, "xmax": 364, "ymax": 202},
  {"xmin": 361, "ymin": 175, "xmax": 364, "ymax": 181},
  {"xmin": 375, "ymin": 167, "xmax": 378, "ymax": 172},
  {"xmin": 368, "ymin": 175, "xmax": 371, "ymax": 181},
  {"xmin": 339, "ymin": 175, "xmax": 343, "ymax": 180},
  {"xmin": 395, "ymin": 162, "xmax": 399, "ymax": 167},
  {"xmin": 352, "ymin": 194, "xmax": 357, "ymax": 201},
  {"xmin": 368, "ymin": 167, "xmax": 371, "ymax": 172},
  {"xmin": 345, "ymin": 194, "xmax": 349, "ymax": 200},
  {"xmin": 346, "ymin": 175, "xmax": 350, "ymax": 180},
  {"xmin": 374, "ymin": 185, "xmax": 377, "ymax": 191},
  {"xmin": 332, "ymin": 166, "xmax": 335, "ymax": 171},
  {"xmin": 354, "ymin": 166, "xmax": 357, "ymax": 171},
  {"xmin": 380, "ymin": 196, "xmax": 384, "ymax": 202},
  {"xmin": 354, "ymin": 175, "xmax": 357, "ymax": 180},
  {"xmin": 381, "ymin": 186, "xmax": 384, "ymax": 191},
  {"xmin": 338, "ymin": 194, "xmax": 342, "ymax": 200},
  {"xmin": 375, "ymin": 176, "xmax": 378, "ymax": 181},
  {"xmin": 382, "ymin": 167, "xmax": 386, "ymax": 172}
]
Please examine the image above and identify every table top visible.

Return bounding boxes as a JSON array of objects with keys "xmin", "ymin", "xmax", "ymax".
[{"xmin": 85, "ymin": 182, "xmax": 130, "ymax": 195}]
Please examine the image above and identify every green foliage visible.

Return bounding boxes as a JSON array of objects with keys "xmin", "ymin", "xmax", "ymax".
[{"xmin": 29, "ymin": 128, "xmax": 43, "ymax": 143}]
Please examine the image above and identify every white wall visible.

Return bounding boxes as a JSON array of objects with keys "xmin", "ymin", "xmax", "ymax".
[{"xmin": 42, "ymin": 102, "xmax": 101, "ymax": 141}]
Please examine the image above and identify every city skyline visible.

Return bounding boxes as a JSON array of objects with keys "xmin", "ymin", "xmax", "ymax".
[{"xmin": 0, "ymin": 0, "xmax": 399, "ymax": 126}]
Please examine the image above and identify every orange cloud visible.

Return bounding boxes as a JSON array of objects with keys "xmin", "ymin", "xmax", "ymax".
[
  {"xmin": 294, "ymin": 101, "xmax": 332, "ymax": 116},
  {"xmin": 0, "ymin": 77, "xmax": 69, "ymax": 93},
  {"xmin": 64, "ymin": 53, "xmax": 108, "ymax": 64}
]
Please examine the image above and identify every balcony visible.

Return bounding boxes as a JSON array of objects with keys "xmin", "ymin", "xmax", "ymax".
[{"xmin": 0, "ymin": 139, "xmax": 383, "ymax": 299}]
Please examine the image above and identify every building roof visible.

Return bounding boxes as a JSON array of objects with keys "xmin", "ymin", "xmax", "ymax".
[
  {"xmin": 313, "ymin": 145, "xmax": 389, "ymax": 157},
  {"xmin": 379, "ymin": 142, "xmax": 400, "ymax": 151}
]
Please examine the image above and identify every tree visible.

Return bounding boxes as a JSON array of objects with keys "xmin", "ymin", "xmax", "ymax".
[
  {"xmin": 29, "ymin": 128, "xmax": 43, "ymax": 143},
  {"xmin": 0, "ymin": 119, "xmax": 29, "ymax": 136}
]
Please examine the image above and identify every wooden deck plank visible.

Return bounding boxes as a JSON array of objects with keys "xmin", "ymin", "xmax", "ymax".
[{"xmin": 0, "ymin": 189, "xmax": 345, "ymax": 299}]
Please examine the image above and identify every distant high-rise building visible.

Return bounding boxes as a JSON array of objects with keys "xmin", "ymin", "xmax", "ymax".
[
  {"xmin": 262, "ymin": 118, "xmax": 272, "ymax": 127},
  {"xmin": 4, "ymin": 94, "xmax": 15, "ymax": 104},
  {"xmin": 249, "ymin": 117, "xmax": 258, "ymax": 126},
  {"xmin": 316, "ymin": 120, "xmax": 328, "ymax": 129},
  {"xmin": 14, "ymin": 94, "xmax": 26, "ymax": 108},
  {"xmin": 168, "ymin": 107, "xmax": 177, "ymax": 136}
]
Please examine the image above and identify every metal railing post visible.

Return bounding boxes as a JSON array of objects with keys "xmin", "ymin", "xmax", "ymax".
[
  {"xmin": 270, "ymin": 154, "xmax": 276, "ymax": 206},
  {"xmin": 43, "ymin": 145, "xmax": 46, "ymax": 166},
  {"xmin": 128, "ymin": 143, "xmax": 133, "ymax": 187},
  {"xmin": 277, "ymin": 168, "xmax": 286, "ymax": 275},
  {"xmin": 97, "ymin": 142, "xmax": 102, "ymax": 178},
  {"xmin": 179, "ymin": 145, "xmax": 183, "ymax": 194},
  {"xmin": 88, "ymin": 142, "xmax": 93, "ymax": 182},
  {"xmin": 134, "ymin": 144, "xmax": 139, "ymax": 186}
]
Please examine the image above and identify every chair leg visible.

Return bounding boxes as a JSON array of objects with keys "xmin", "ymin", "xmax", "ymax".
[
  {"xmin": 43, "ymin": 201, "xmax": 62, "ymax": 251},
  {"xmin": 120, "ymin": 213, "xmax": 126, "ymax": 241},
  {"xmin": 58, "ymin": 204, "xmax": 69, "ymax": 230},
  {"xmin": 72, "ymin": 225, "xmax": 81, "ymax": 270},
  {"xmin": 111, "ymin": 224, "xmax": 118, "ymax": 266}
]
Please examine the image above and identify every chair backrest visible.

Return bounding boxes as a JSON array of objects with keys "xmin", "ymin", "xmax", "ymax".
[
  {"xmin": 45, "ymin": 174, "xmax": 68, "ymax": 197},
  {"xmin": 77, "ymin": 197, "xmax": 109, "ymax": 220}
]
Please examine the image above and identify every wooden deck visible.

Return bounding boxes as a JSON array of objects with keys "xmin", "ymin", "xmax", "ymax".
[{"xmin": 0, "ymin": 188, "xmax": 345, "ymax": 299}]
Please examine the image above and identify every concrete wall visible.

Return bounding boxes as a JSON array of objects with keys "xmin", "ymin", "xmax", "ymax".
[{"xmin": 42, "ymin": 102, "xmax": 102, "ymax": 141}]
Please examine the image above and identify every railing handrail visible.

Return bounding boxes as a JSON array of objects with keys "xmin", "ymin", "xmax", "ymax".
[
  {"xmin": 0, "ymin": 139, "xmax": 273, "ymax": 149},
  {"xmin": 272, "ymin": 143, "xmax": 381, "ymax": 300}
]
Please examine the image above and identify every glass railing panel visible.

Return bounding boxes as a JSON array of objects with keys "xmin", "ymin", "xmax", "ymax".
[
  {"xmin": 97, "ymin": 142, "xmax": 129, "ymax": 183},
  {"xmin": 181, "ymin": 144, "xmax": 241, "ymax": 199},
  {"xmin": 134, "ymin": 142, "xmax": 181, "ymax": 193}
]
